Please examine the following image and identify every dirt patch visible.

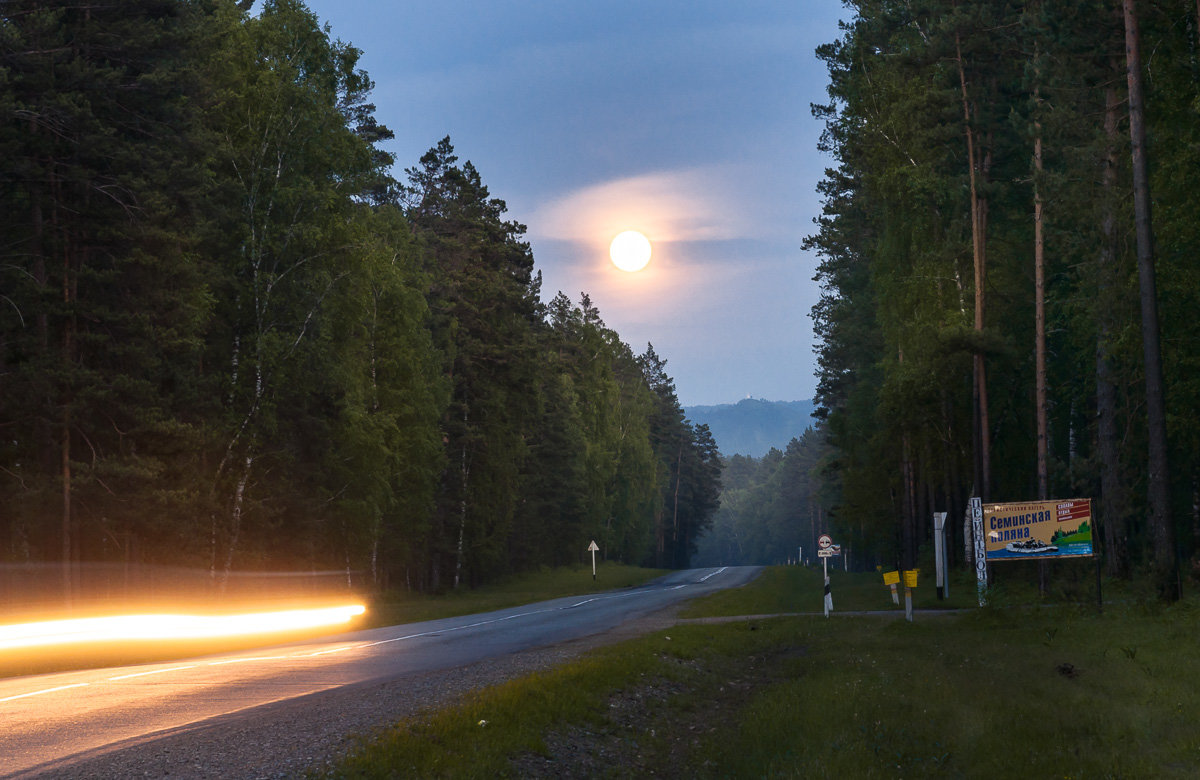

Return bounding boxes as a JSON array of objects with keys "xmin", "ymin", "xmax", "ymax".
[{"xmin": 509, "ymin": 642, "xmax": 810, "ymax": 778}]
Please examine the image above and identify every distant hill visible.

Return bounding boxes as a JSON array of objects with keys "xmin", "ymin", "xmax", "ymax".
[{"xmin": 685, "ymin": 399, "xmax": 817, "ymax": 458}]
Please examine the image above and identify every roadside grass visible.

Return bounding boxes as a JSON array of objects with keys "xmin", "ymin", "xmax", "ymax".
[
  {"xmin": 327, "ymin": 566, "xmax": 1200, "ymax": 778},
  {"xmin": 0, "ymin": 563, "xmax": 666, "ymax": 679},
  {"xmin": 688, "ymin": 556, "xmax": 1128, "ymax": 618}
]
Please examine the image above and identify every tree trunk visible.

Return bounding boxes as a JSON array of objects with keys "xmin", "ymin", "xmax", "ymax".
[
  {"xmin": 1123, "ymin": 0, "xmax": 1177, "ymax": 599},
  {"xmin": 1098, "ymin": 82, "xmax": 1129, "ymax": 578},
  {"xmin": 671, "ymin": 439, "xmax": 683, "ymax": 569},
  {"xmin": 454, "ymin": 408, "xmax": 469, "ymax": 589},
  {"xmin": 61, "ymin": 405, "xmax": 72, "ymax": 603},
  {"xmin": 1034, "ymin": 132, "xmax": 1048, "ymax": 502},
  {"xmin": 1034, "ymin": 68, "xmax": 1049, "ymax": 595},
  {"xmin": 957, "ymin": 33, "xmax": 991, "ymax": 502}
]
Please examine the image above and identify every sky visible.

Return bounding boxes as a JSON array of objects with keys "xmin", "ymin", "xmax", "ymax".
[{"xmin": 299, "ymin": 0, "xmax": 849, "ymax": 406}]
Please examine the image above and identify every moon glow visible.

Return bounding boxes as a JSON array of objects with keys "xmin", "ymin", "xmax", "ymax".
[{"xmin": 609, "ymin": 230, "xmax": 652, "ymax": 272}]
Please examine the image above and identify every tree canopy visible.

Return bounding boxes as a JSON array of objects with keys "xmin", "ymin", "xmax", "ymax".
[
  {"xmin": 806, "ymin": 0, "xmax": 1200, "ymax": 595},
  {"xmin": 0, "ymin": 0, "xmax": 722, "ymax": 599}
]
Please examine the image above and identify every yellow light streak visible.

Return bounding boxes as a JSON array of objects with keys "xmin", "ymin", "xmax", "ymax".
[{"xmin": 0, "ymin": 604, "xmax": 366, "ymax": 652}]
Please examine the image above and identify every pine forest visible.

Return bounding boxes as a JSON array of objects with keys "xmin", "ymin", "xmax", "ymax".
[
  {"xmin": 0, "ymin": 0, "xmax": 721, "ymax": 599},
  {"xmin": 3, "ymin": 0, "xmax": 1199, "ymax": 604},
  {"xmin": 807, "ymin": 0, "xmax": 1200, "ymax": 598}
]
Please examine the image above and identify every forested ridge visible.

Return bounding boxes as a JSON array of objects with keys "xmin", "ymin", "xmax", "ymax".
[
  {"xmin": 0, "ymin": 0, "xmax": 721, "ymax": 597},
  {"xmin": 807, "ymin": 0, "xmax": 1200, "ymax": 597}
]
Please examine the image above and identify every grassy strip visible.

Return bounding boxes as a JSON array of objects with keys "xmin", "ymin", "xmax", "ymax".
[
  {"xmin": 327, "ymin": 567, "xmax": 1200, "ymax": 778},
  {"xmin": 0, "ymin": 563, "xmax": 666, "ymax": 679},
  {"xmin": 684, "ymin": 559, "xmax": 1120, "ymax": 617}
]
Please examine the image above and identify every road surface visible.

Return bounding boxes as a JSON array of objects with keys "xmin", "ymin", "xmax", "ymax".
[{"xmin": 0, "ymin": 566, "xmax": 760, "ymax": 778}]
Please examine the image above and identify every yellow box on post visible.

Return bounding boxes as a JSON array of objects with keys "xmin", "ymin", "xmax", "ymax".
[
  {"xmin": 882, "ymin": 570, "xmax": 900, "ymax": 586},
  {"xmin": 903, "ymin": 569, "xmax": 918, "ymax": 588}
]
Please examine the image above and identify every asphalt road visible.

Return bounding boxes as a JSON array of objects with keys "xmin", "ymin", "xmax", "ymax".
[{"xmin": 0, "ymin": 565, "xmax": 761, "ymax": 778}]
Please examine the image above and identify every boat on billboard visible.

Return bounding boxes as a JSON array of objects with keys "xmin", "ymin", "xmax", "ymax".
[{"xmin": 983, "ymin": 499, "xmax": 1093, "ymax": 560}]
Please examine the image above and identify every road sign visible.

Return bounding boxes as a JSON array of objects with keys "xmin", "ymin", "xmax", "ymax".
[
  {"xmin": 817, "ymin": 548, "xmax": 835, "ymax": 558},
  {"xmin": 817, "ymin": 534, "xmax": 832, "ymax": 549},
  {"xmin": 588, "ymin": 540, "xmax": 599, "ymax": 580}
]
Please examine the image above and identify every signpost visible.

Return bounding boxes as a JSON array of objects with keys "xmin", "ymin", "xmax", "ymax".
[
  {"xmin": 902, "ymin": 569, "xmax": 918, "ymax": 622},
  {"xmin": 588, "ymin": 540, "xmax": 599, "ymax": 581},
  {"xmin": 933, "ymin": 512, "xmax": 948, "ymax": 600},
  {"xmin": 817, "ymin": 534, "xmax": 836, "ymax": 617},
  {"xmin": 882, "ymin": 570, "xmax": 900, "ymax": 604}
]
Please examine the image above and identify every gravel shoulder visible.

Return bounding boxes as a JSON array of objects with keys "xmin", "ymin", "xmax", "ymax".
[{"xmin": 24, "ymin": 607, "xmax": 684, "ymax": 779}]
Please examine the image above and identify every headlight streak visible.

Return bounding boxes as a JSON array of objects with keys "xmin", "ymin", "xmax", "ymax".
[
  {"xmin": 0, "ymin": 604, "xmax": 366, "ymax": 652},
  {"xmin": 0, "ymin": 571, "xmax": 728, "ymax": 707}
]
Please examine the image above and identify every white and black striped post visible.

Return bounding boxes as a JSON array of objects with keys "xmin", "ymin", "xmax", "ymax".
[{"xmin": 823, "ymin": 556, "xmax": 832, "ymax": 617}]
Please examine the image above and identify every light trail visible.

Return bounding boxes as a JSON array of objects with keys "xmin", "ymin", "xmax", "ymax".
[{"xmin": 0, "ymin": 604, "xmax": 366, "ymax": 652}]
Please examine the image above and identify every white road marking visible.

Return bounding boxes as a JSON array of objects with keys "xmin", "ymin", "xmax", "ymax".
[
  {"xmin": 207, "ymin": 655, "xmax": 292, "ymax": 666},
  {"xmin": 0, "ymin": 682, "xmax": 90, "ymax": 702},
  {"xmin": 108, "ymin": 665, "xmax": 198, "ymax": 681}
]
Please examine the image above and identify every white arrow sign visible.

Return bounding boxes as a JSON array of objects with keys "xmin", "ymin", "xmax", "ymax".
[{"xmin": 588, "ymin": 540, "xmax": 599, "ymax": 580}]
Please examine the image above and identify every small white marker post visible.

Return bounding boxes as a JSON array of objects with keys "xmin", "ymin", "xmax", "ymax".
[{"xmin": 588, "ymin": 540, "xmax": 599, "ymax": 581}]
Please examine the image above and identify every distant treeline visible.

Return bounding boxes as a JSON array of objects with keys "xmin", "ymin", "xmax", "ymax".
[
  {"xmin": 684, "ymin": 399, "xmax": 816, "ymax": 458},
  {"xmin": 0, "ymin": 0, "xmax": 721, "ymax": 595},
  {"xmin": 808, "ymin": 1, "xmax": 1200, "ymax": 595},
  {"xmin": 694, "ymin": 429, "xmax": 831, "ymax": 568}
]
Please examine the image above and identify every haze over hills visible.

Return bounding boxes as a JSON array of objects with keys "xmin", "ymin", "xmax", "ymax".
[{"xmin": 685, "ymin": 399, "xmax": 817, "ymax": 458}]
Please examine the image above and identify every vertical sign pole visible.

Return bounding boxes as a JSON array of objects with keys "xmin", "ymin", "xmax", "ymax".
[
  {"xmin": 933, "ymin": 512, "xmax": 947, "ymax": 601},
  {"xmin": 588, "ymin": 540, "xmax": 599, "ymax": 581},
  {"xmin": 823, "ymin": 555, "xmax": 830, "ymax": 617},
  {"xmin": 905, "ymin": 584, "xmax": 913, "ymax": 622},
  {"xmin": 971, "ymin": 497, "xmax": 987, "ymax": 606}
]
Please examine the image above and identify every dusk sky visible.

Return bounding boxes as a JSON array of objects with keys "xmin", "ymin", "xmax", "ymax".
[{"xmin": 300, "ymin": 0, "xmax": 849, "ymax": 406}]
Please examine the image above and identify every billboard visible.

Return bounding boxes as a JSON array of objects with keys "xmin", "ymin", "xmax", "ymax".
[{"xmin": 983, "ymin": 499, "xmax": 1093, "ymax": 561}]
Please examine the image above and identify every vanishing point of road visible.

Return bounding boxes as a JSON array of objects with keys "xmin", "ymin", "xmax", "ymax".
[{"xmin": 0, "ymin": 566, "xmax": 762, "ymax": 778}]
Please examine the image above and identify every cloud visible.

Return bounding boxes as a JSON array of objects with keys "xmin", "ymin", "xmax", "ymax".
[{"xmin": 526, "ymin": 166, "xmax": 763, "ymax": 250}]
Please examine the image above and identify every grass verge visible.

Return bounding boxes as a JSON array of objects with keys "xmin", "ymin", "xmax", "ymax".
[{"xmin": 327, "ymin": 567, "xmax": 1200, "ymax": 778}]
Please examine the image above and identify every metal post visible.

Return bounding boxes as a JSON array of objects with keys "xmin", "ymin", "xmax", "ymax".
[
  {"xmin": 934, "ymin": 512, "xmax": 947, "ymax": 600},
  {"xmin": 823, "ymin": 556, "xmax": 830, "ymax": 617}
]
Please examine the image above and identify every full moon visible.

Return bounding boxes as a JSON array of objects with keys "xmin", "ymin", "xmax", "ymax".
[{"xmin": 609, "ymin": 230, "xmax": 652, "ymax": 272}]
